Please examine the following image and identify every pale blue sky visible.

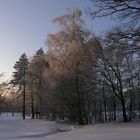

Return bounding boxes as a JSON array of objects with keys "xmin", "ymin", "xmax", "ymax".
[{"xmin": 0, "ymin": 0, "xmax": 114, "ymax": 79}]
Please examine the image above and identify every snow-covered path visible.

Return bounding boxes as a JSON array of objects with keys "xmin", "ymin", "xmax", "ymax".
[
  {"xmin": 0, "ymin": 116, "xmax": 72, "ymax": 140},
  {"xmin": 0, "ymin": 116, "xmax": 140, "ymax": 140}
]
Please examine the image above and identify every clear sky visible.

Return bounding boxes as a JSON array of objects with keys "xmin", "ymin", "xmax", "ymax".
[{"xmin": 0, "ymin": 0, "xmax": 114, "ymax": 79}]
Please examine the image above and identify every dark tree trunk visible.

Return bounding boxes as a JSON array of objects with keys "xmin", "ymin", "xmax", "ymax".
[
  {"xmin": 113, "ymin": 100, "xmax": 116, "ymax": 121},
  {"xmin": 139, "ymin": 103, "xmax": 140, "ymax": 118},
  {"xmin": 60, "ymin": 104, "xmax": 65, "ymax": 120},
  {"xmin": 108, "ymin": 100, "xmax": 111, "ymax": 122},
  {"xmin": 31, "ymin": 81, "xmax": 35, "ymax": 119},
  {"xmin": 121, "ymin": 99, "xmax": 128, "ymax": 122},
  {"xmin": 38, "ymin": 77, "xmax": 42, "ymax": 119},
  {"xmin": 102, "ymin": 82, "xmax": 107, "ymax": 122},
  {"xmin": 35, "ymin": 104, "xmax": 40, "ymax": 119},
  {"xmin": 86, "ymin": 93, "xmax": 92, "ymax": 124},
  {"xmin": 93, "ymin": 99, "xmax": 97, "ymax": 123},
  {"xmin": 99, "ymin": 102, "xmax": 103, "ymax": 122},
  {"xmin": 129, "ymin": 91, "xmax": 133, "ymax": 122},
  {"xmin": 22, "ymin": 59, "xmax": 27, "ymax": 120},
  {"xmin": 76, "ymin": 74, "xmax": 84, "ymax": 125},
  {"xmin": 128, "ymin": 81, "xmax": 134, "ymax": 122},
  {"xmin": 52, "ymin": 110, "xmax": 56, "ymax": 120},
  {"xmin": 23, "ymin": 84, "xmax": 26, "ymax": 120}
]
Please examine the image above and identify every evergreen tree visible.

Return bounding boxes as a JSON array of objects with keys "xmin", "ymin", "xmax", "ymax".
[
  {"xmin": 28, "ymin": 48, "xmax": 45, "ymax": 119},
  {"xmin": 28, "ymin": 48, "xmax": 49, "ymax": 118},
  {"xmin": 11, "ymin": 53, "xmax": 28, "ymax": 119},
  {"xmin": 35, "ymin": 47, "xmax": 44, "ymax": 57}
]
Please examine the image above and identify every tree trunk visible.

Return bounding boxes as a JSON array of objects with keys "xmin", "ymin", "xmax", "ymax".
[
  {"xmin": 121, "ymin": 99, "xmax": 128, "ymax": 122},
  {"xmin": 30, "ymin": 81, "xmax": 35, "ymax": 119},
  {"xmin": 93, "ymin": 99, "xmax": 97, "ymax": 123},
  {"xmin": 23, "ymin": 84, "xmax": 26, "ymax": 120},
  {"xmin": 23, "ymin": 60, "xmax": 27, "ymax": 120},
  {"xmin": 128, "ymin": 81, "xmax": 134, "ymax": 122},
  {"xmin": 38, "ymin": 77, "xmax": 42, "ymax": 119},
  {"xmin": 99, "ymin": 101, "xmax": 103, "ymax": 122},
  {"xmin": 76, "ymin": 74, "xmax": 84, "ymax": 125},
  {"xmin": 102, "ymin": 82, "xmax": 107, "ymax": 122},
  {"xmin": 129, "ymin": 91, "xmax": 133, "ymax": 122},
  {"xmin": 139, "ymin": 103, "xmax": 140, "ymax": 118},
  {"xmin": 113, "ymin": 100, "xmax": 116, "ymax": 121}
]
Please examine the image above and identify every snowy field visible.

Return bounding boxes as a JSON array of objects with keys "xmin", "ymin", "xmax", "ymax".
[{"xmin": 0, "ymin": 115, "xmax": 140, "ymax": 140}]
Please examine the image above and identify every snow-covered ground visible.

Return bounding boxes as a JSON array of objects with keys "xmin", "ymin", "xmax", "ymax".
[
  {"xmin": 0, "ymin": 115, "xmax": 73, "ymax": 140},
  {"xmin": 0, "ymin": 115, "xmax": 140, "ymax": 140},
  {"xmin": 47, "ymin": 123, "xmax": 140, "ymax": 140}
]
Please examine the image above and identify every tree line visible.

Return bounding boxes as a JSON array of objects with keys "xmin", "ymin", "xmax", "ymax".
[{"xmin": 7, "ymin": 1, "xmax": 140, "ymax": 125}]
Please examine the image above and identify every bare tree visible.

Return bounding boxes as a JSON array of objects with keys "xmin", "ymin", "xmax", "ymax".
[
  {"xmin": 46, "ymin": 8, "xmax": 101, "ymax": 124},
  {"xmin": 88, "ymin": 0, "xmax": 140, "ymax": 52}
]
